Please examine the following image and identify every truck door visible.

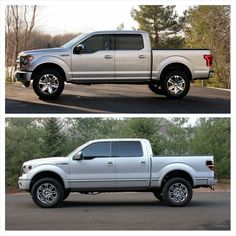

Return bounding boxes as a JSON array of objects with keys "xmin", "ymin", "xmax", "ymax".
[
  {"xmin": 112, "ymin": 141, "xmax": 150, "ymax": 188},
  {"xmin": 114, "ymin": 34, "xmax": 150, "ymax": 81},
  {"xmin": 69, "ymin": 141, "xmax": 115, "ymax": 189},
  {"xmin": 71, "ymin": 34, "xmax": 115, "ymax": 80}
]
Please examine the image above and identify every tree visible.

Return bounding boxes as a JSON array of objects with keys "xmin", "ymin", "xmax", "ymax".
[
  {"xmin": 183, "ymin": 6, "xmax": 230, "ymax": 88},
  {"xmin": 131, "ymin": 5, "xmax": 184, "ymax": 48},
  {"xmin": 189, "ymin": 118, "xmax": 230, "ymax": 178},
  {"xmin": 5, "ymin": 5, "xmax": 38, "ymax": 82},
  {"xmin": 116, "ymin": 23, "xmax": 124, "ymax": 30},
  {"xmin": 41, "ymin": 118, "xmax": 66, "ymax": 156}
]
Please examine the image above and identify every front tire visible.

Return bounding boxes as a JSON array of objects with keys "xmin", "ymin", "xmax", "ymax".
[
  {"xmin": 161, "ymin": 70, "xmax": 190, "ymax": 99},
  {"xmin": 162, "ymin": 177, "xmax": 192, "ymax": 207},
  {"xmin": 63, "ymin": 190, "xmax": 70, "ymax": 200},
  {"xmin": 32, "ymin": 69, "xmax": 64, "ymax": 99},
  {"xmin": 31, "ymin": 178, "xmax": 64, "ymax": 208}
]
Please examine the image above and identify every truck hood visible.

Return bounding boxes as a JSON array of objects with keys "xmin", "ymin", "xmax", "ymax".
[
  {"xmin": 19, "ymin": 48, "xmax": 68, "ymax": 56},
  {"xmin": 24, "ymin": 157, "xmax": 69, "ymax": 167}
]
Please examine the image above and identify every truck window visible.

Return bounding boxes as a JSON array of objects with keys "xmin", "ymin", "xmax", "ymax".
[
  {"xmin": 112, "ymin": 141, "xmax": 143, "ymax": 157},
  {"xmin": 82, "ymin": 142, "xmax": 111, "ymax": 158},
  {"xmin": 80, "ymin": 34, "xmax": 110, "ymax": 53},
  {"xmin": 115, "ymin": 34, "xmax": 144, "ymax": 50}
]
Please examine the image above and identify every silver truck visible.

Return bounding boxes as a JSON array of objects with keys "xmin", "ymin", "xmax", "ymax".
[
  {"xmin": 15, "ymin": 31, "xmax": 213, "ymax": 99},
  {"xmin": 18, "ymin": 138, "xmax": 217, "ymax": 208}
]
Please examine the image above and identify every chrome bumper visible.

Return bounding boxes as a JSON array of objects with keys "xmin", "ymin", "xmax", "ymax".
[
  {"xmin": 18, "ymin": 177, "xmax": 31, "ymax": 190},
  {"xmin": 15, "ymin": 70, "xmax": 32, "ymax": 82}
]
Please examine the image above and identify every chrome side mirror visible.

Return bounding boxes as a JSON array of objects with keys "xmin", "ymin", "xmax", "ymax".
[
  {"xmin": 74, "ymin": 44, "xmax": 85, "ymax": 54},
  {"xmin": 73, "ymin": 151, "xmax": 83, "ymax": 160}
]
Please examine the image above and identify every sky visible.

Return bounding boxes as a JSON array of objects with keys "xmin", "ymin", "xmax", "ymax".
[{"xmin": 38, "ymin": 4, "xmax": 189, "ymax": 35}]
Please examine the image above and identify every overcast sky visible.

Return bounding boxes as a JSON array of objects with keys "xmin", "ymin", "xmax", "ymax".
[{"xmin": 38, "ymin": 4, "xmax": 189, "ymax": 35}]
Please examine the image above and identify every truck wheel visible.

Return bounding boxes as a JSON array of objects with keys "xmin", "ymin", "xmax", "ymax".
[
  {"xmin": 148, "ymin": 83, "xmax": 164, "ymax": 95},
  {"xmin": 31, "ymin": 178, "xmax": 64, "ymax": 208},
  {"xmin": 161, "ymin": 70, "xmax": 190, "ymax": 99},
  {"xmin": 32, "ymin": 69, "xmax": 64, "ymax": 99},
  {"xmin": 153, "ymin": 191, "xmax": 164, "ymax": 201},
  {"xmin": 63, "ymin": 190, "xmax": 70, "ymax": 200},
  {"xmin": 162, "ymin": 177, "xmax": 192, "ymax": 207}
]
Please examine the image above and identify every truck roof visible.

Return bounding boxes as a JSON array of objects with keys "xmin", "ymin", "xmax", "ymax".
[
  {"xmin": 89, "ymin": 138, "xmax": 149, "ymax": 142},
  {"xmin": 87, "ymin": 30, "xmax": 147, "ymax": 35}
]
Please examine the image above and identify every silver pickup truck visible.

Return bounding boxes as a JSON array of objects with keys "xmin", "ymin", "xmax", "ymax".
[
  {"xmin": 15, "ymin": 30, "xmax": 213, "ymax": 99},
  {"xmin": 18, "ymin": 139, "xmax": 217, "ymax": 208}
]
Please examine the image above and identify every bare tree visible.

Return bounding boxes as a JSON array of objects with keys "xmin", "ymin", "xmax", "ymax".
[{"xmin": 5, "ymin": 5, "xmax": 38, "ymax": 82}]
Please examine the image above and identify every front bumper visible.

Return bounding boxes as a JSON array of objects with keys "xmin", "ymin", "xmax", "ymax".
[
  {"xmin": 18, "ymin": 177, "xmax": 31, "ymax": 190},
  {"xmin": 15, "ymin": 70, "xmax": 32, "ymax": 83}
]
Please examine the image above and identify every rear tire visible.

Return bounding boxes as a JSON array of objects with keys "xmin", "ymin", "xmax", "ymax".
[
  {"xmin": 148, "ymin": 83, "xmax": 164, "ymax": 95},
  {"xmin": 161, "ymin": 70, "xmax": 190, "ymax": 99},
  {"xmin": 31, "ymin": 178, "xmax": 64, "ymax": 208},
  {"xmin": 162, "ymin": 177, "xmax": 192, "ymax": 207},
  {"xmin": 153, "ymin": 191, "xmax": 164, "ymax": 201},
  {"xmin": 33, "ymin": 68, "xmax": 64, "ymax": 99}
]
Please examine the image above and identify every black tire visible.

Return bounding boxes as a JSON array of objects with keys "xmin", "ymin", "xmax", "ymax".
[
  {"xmin": 32, "ymin": 68, "xmax": 64, "ymax": 99},
  {"xmin": 31, "ymin": 178, "xmax": 64, "ymax": 208},
  {"xmin": 148, "ymin": 83, "xmax": 164, "ymax": 95},
  {"xmin": 161, "ymin": 70, "xmax": 190, "ymax": 99},
  {"xmin": 153, "ymin": 191, "xmax": 164, "ymax": 201},
  {"xmin": 162, "ymin": 177, "xmax": 192, "ymax": 207},
  {"xmin": 22, "ymin": 81, "xmax": 30, "ymax": 88},
  {"xmin": 63, "ymin": 190, "xmax": 70, "ymax": 200}
]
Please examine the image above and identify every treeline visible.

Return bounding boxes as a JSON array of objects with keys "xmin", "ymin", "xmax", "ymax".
[
  {"xmin": 5, "ymin": 118, "xmax": 230, "ymax": 186},
  {"xmin": 5, "ymin": 5, "xmax": 230, "ymax": 88}
]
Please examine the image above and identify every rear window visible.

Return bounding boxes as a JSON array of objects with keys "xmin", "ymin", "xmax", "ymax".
[
  {"xmin": 112, "ymin": 141, "xmax": 143, "ymax": 157},
  {"xmin": 115, "ymin": 34, "xmax": 144, "ymax": 50}
]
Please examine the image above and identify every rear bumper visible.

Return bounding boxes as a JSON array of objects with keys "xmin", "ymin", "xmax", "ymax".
[
  {"xmin": 193, "ymin": 69, "xmax": 214, "ymax": 80},
  {"xmin": 208, "ymin": 177, "xmax": 217, "ymax": 186},
  {"xmin": 15, "ymin": 70, "xmax": 32, "ymax": 82}
]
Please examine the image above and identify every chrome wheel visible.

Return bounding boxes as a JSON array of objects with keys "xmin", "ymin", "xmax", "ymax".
[
  {"xmin": 167, "ymin": 75, "xmax": 186, "ymax": 95},
  {"xmin": 36, "ymin": 183, "xmax": 58, "ymax": 204},
  {"xmin": 38, "ymin": 74, "xmax": 59, "ymax": 94},
  {"xmin": 168, "ymin": 183, "xmax": 188, "ymax": 203}
]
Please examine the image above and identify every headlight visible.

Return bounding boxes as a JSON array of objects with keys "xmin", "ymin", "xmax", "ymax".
[
  {"xmin": 20, "ymin": 55, "xmax": 34, "ymax": 66},
  {"xmin": 21, "ymin": 165, "xmax": 32, "ymax": 175}
]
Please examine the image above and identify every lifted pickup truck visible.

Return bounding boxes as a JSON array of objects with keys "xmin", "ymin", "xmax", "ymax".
[
  {"xmin": 18, "ymin": 139, "xmax": 217, "ymax": 208},
  {"xmin": 15, "ymin": 30, "xmax": 213, "ymax": 99}
]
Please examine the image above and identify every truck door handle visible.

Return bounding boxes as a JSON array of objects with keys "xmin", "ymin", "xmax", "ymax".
[
  {"xmin": 138, "ymin": 55, "xmax": 147, "ymax": 59},
  {"xmin": 140, "ymin": 161, "xmax": 146, "ymax": 166},
  {"xmin": 104, "ymin": 55, "xmax": 112, "ymax": 59},
  {"xmin": 107, "ymin": 161, "xmax": 113, "ymax": 166}
]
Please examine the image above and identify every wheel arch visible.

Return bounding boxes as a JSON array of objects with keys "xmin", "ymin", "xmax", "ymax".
[
  {"xmin": 30, "ymin": 171, "xmax": 68, "ymax": 192},
  {"xmin": 160, "ymin": 62, "xmax": 192, "ymax": 81},
  {"xmin": 31, "ymin": 63, "xmax": 67, "ymax": 81},
  {"xmin": 159, "ymin": 169, "xmax": 194, "ymax": 190}
]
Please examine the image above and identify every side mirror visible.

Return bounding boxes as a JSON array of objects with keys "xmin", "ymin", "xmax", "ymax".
[
  {"xmin": 73, "ymin": 151, "xmax": 83, "ymax": 160},
  {"xmin": 74, "ymin": 44, "xmax": 85, "ymax": 54}
]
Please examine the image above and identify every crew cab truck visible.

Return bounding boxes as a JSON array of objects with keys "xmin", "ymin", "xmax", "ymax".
[
  {"xmin": 15, "ymin": 31, "xmax": 213, "ymax": 99},
  {"xmin": 18, "ymin": 139, "xmax": 217, "ymax": 208}
]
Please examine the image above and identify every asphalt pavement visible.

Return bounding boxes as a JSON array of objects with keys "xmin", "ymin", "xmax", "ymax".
[
  {"xmin": 5, "ymin": 83, "xmax": 230, "ymax": 113},
  {"xmin": 5, "ymin": 192, "xmax": 230, "ymax": 230}
]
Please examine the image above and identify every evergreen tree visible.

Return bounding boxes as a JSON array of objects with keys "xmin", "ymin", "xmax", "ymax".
[
  {"xmin": 41, "ymin": 118, "xmax": 66, "ymax": 157},
  {"xmin": 131, "ymin": 5, "xmax": 184, "ymax": 48},
  {"xmin": 183, "ymin": 6, "xmax": 230, "ymax": 88}
]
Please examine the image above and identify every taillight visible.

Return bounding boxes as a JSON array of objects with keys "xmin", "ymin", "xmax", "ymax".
[
  {"xmin": 206, "ymin": 160, "xmax": 214, "ymax": 171},
  {"xmin": 204, "ymin": 54, "xmax": 213, "ymax": 67}
]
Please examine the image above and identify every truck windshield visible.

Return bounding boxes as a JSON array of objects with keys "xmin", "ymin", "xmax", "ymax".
[{"xmin": 62, "ymin": 33, "xmax": 89, "ymax": 49}]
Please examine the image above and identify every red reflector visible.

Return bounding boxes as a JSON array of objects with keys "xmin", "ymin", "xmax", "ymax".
[
  {"xmin": 206, "ymin": 160, "xmax": 214, "ymax": 171},
  {"xmin": 204, "ymin": 54, "xmax": 213, "ymax": 67}
]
